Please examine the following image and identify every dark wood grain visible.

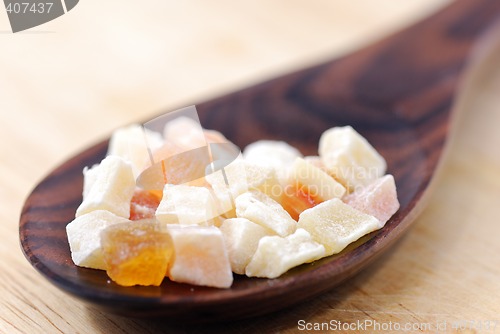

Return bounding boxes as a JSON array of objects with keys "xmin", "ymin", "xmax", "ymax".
[{"xmin": 19, "ymin": 0, "xmax": 500, "ymax": 322}]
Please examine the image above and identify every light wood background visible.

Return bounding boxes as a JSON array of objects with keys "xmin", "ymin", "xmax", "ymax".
[{"xmin": 2, "ymin": 1, "xmax": 500, "ymax": 333}]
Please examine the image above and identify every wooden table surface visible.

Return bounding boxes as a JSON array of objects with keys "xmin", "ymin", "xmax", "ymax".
[{"xmin": 2, "ymin": 1, "xmax": 500, "ymax": 333}]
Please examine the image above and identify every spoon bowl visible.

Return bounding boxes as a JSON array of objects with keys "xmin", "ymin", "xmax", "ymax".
[{"xmin": 19, "ymin": 0, "xmax": 500, "ymax": 321}]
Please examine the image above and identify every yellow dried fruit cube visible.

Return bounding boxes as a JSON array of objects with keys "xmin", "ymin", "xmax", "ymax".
[
  {"xmin": 298, "ymin": 198, "xmax": 380, "ymax": 256},
  {"xmin": 100, "ymin": 220, "xmax": 174, "ymax": 287}
]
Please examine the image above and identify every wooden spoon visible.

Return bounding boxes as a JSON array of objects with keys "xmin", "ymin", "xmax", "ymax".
[{"xmin": 19, "ymin": 0, "xmax": 500, "ymax": 321}]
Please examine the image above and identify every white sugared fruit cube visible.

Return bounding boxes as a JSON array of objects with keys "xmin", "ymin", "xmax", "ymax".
[
  {"xmin": 219, "ymin": 218, "xmax": 272, "ymax": 275},
  {"xmin": 298, "ymin": 198, "xmax": 380, "ymax": 256},
  {"xmin": 319, "ymin": 126, "xmax": 386, "ymax": 191},
  {"xmin": 163, "ymin": 116, "xmax": 228, "ymax": 150},
  {"xmin": 344, "ymin": 174, "xmax": 399, "ymax": 226},
  {"xmin": 288, "ymin": 157, "xmax": 346, "ymax": 201},
  {"xmin": 206, "ymin": 158, "xmax": 281, "ymax": 216},
  {"xmin": 76, "ymin": 155, "xmax": 135, "ymax": 218},
  {"xmin": 303, "ymin": 156, "xmax": 326, "ymax": 170},
  {"xmin": 108, "ymin": 124, "xmax": 164, "ymax": 179},
  {"xmin": 66, "ymin": 210, "xmax": 130, "ymax": 270},
  {"xmin": 235, "ymin": 191, "xmax": 296, "ymax": 237},
  {"xmin": 82, "ymin": 164, "xmax": 100, "ymax": 199},
  {"xmin": 243, "ymin": 140, "xmax": 302, "ymax": 182},
  {"xmin": 167, "ymin": 226, "xmax": 233, "ymax": 288},
  {"xmin": 245, "ymin": 228, "xmax": 325, "ymax": 278},
  {"xmin": 155, "ymin": 184, "xmax": 218, "ymax": 226}
]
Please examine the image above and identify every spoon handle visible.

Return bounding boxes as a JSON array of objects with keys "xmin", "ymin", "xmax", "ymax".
[
  {"xmin": 200, "ymin": 0, "xmax": 500, "ymax": 141},
  {"xmin": 324, "ymin": 0, "xmax": 500, "ymax": 106},
  {"xmin": 198, "ymin": 0, "xmax": 500, "ymax": 212}
]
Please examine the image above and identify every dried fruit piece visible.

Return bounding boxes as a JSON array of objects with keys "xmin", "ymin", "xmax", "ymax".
[
  {"xmin": 100, "ymin": 220, "xmax": 173, "ymax": 287},
  {"xmin": 163, "ymin": 116, "xmax": 228, "ymax": 150},
  {"xmin": 167, "ymin": 226, "xmax": 233, "ymax": 288},
  {"xmin": 280, "ymin": 184, "xmax": 320, "ymax": 221},
  {"xmin": 289, "ymin": 158, "xmax": 346, "ymax": 200},
  {"xmin": 245, "ymin": 228, "xmax": 325, "ymax": 278},
  {"xmin": 344, "ymin": 174, "xmax": 399, "ymax": 226},
  {"xmin": 281, "ymin": 158, "xmax": 346, "ymax": 219},
  {"xmin": 235, "ymin": 191, "xmax": 297, "ymax": 237},
  {"xmin": 138, "ymin": 145, "xmax": 211, "ymax": 190},
  {"xmin": 129, "ymin": 189, "xmax": 162, "ymax": 220},
  {"xmin": 319, "ymin": 126, "xmax": 386, "ymax": 191},
  {"xmin": 82, "ymin": 163, "xmax": 100, "ymax": 199},
  {"xmin": 136, "ymin": 117, "xmax": 229, "ymax": 190},
  {"xmin": 219, "ymin": 218, "xmax": 272, "ymax": 275},
  {"xmin": 108, "ymin": 124, "xmax": 164, "ymax": 179},
  {"xmin": 69, "ymin": 119, "xmax": 401, "ymax": 288},
  {"xmin": 207, "ymin": 159, "xmax": 281, "ymax": 216},
  {"xmin": 66, "ymin": 210, "xmax": 130, "ymax": 270},
  {"xmin": 298, "ymin": 198, "xmax": 380, "ymax": 256},
  {"xmin": 303, "ymin": 156, "xmax": 325, "ymax": 170},
  {"xmin": 76, "ymin": 155, "xmax": 135, "ymax": 218},
  {"xmin": 243, "ymin": 140, "xmax": 302, "ymax": 183},
  {"xmin": 155, "ymin": 184, "xmax": 219, "ymax": 226}
]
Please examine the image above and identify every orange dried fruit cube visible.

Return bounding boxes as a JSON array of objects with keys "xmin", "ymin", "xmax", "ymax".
[
  {"xmin": 136, "ymin": 144, "xmax": 211, "ymax": 190},
  {"xmin": 280, "ymin": 183, "xmax": 320, "ymax": 221},
  {"xmin": 129, "ymin": 189, "xmax": 162, "ymax": 221},
  {"xmin": 280, "ymin": 158, "xmax": 346, "ymax": 220},
  {"xmin": 100, "ymin": 220, "xmax": 173, "ymax": 287}
]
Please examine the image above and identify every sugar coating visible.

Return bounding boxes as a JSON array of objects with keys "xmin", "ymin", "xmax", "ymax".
[
  {"xmin": 167, "ymin": 226, "xmax": 233, "ymax": 288},
  {"xmin": 245, "ymin": 228, "xmax": 325, "ymax": 278},
  {"xmin": 108, "ymin": 124, "xmax": 164, "ymax": 179},
  {"xmin": 156, "ymin": 184, "xmax": 219, "ymax": 226},
  {"xmin": 163, "ymin": 116, "xmax": 227, "ymax": 150},
  {"xmin": 243, "ymin": 140, "xmax": 302, "ymax": 183},
  {"xmin": 344, "ymin": 174, "xmax": 400, "ymax": 226},
  {"xmin": 319, "ymin": 126, "xmax": 386, "ymax": 191},
  {"xmin": 303, "ymin": 156, "xmax": 325, "ymax": 170},
  {"xmin": 235, "ymin": 191, "xmax": 297, "ymax": 237},
  {"xmin": 76, "ymin": 155, "xmax": 135, "ymax": 218},
  {"xmin": 66, "ymin": 210, "xmax": 130, "ymax": 270},
  {"xmin": 82, "ymin": 163, "xmax": 100, "ymax": 199},
  {"xmin": 206, "ymin": 158, "xmax": 281, "ymax": 216},
  {"xmin": 298, "ymin": 198, "xmax": 380, "ymax": 256},
  {"xmin": 220, "ymin": 218, "xmax": 272, "ymax": 275}
]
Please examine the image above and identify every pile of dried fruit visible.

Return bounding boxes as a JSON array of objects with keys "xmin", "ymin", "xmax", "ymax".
[{"xmin": 66, "ymin": 116, "xmax": 399, "ymax": 288}]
